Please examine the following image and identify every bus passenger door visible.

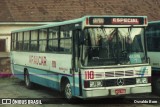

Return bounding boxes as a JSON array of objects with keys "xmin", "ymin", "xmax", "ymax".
[{"xmin": 72, "ymin": 29, "xmax": 82, "ymax": 96}]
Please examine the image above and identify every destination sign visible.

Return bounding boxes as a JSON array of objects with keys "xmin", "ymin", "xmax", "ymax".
[
  {"xmin": 92, "ymin": 18, "xmax": 105, "ymax": 25},
  {"xmin": 88, "ymin": 17, "xmax": 146, "ymax": 25},
  {"xmin": 112, "ymin": 18, "xmax": 139, "ymax": 24}
]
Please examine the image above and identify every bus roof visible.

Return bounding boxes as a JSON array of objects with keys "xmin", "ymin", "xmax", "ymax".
[
  {"xmin": 11, "ymin": 16, "xmax": 86, "ymax": 33},
  {"xmin": 148, "ymin": 20, "xmax": 160, "ymax": 24},
  {"xmin": 12, "ymin": 15, "xmax": 147, "ymax": 33}
]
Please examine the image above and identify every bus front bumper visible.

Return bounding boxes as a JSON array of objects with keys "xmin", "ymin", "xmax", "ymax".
[{"xmin": 82, "ymin": 85, "xmax": 151, "ymax": 98}]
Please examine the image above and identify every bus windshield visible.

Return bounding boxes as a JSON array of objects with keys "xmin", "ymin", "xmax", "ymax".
[{"xmin": 81, "ymin": 27, "xmax": 147, "ymax": 66}]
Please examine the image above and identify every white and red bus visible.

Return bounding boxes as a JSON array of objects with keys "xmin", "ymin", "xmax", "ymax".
[{"xmin": 11, "ymin": 16, "xmax": 151, "ymax": 101}]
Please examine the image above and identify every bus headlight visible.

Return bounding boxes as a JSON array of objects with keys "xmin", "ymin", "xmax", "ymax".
[
  {"xmin": 89, "ymin": 80, "xmax": 103, "ymax": 88},
  {"xmin": 136, "ymin": 78, "xmax": 148, "ymax": 84}
]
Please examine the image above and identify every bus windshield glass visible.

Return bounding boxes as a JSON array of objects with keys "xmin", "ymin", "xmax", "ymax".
[{"xmin": 81, "ymin": 27, "xmax": 146, "ymax": 66}]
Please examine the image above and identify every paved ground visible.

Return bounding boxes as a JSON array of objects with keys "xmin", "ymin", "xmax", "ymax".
[{"xmin": 0, "ymin": 77, "xmax": 160, "ymax": 107}]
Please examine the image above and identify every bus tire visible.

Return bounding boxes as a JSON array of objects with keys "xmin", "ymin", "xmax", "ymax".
[
  {"xmin": 154, "ymin": 77, "xmax": 160, "ymax": 96},
  {"xmin": 64, "ymin": 80, "xmax": 73, "ymax": 102},
  {"xmin": 24, "ymin": 70, "xmax": 33, "ymax": 89}
]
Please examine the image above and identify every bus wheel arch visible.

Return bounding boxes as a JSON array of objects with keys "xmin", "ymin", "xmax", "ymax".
[
  {"xmin": 60, "ymin": 77, "xmax": 73, "ymax": 101},
  {"xmin": 60, "ymin": 77, "xmax": 69, "ymax": 92},
  {"xmin": 24, "ymin": 68, "xmax": 33, "ymax": 89}
]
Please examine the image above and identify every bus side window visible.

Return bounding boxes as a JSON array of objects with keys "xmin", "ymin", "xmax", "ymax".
[
  {"xmin": 147, "ymin": 32, "xmax": 160, "ymax": 52},
  {"xmin": 153, "ymin": 37, "xmax": 160, "ymax": 51},
  {"xmin": 59, "ymin": 25, "xmax": 72, "ymax": 53},
  {"xmin": 17, "ymin": 32, "xmax": 23, "ymax": 51},
  {"xmin": 39, "ymin": 29, "xmax": 47, "ymax": 52},
  {"xmin": 39, "ymin": 41, "xmax": 46, "ymax": 52},
  {"xmin": 48, "ymin": 27, "xmax": 59, "ymax": 52},
  {"xmin": 23, "ymin": 31, "xmax": 30, "ymax": 51},
  {"xmin": 30, "ymin": 30, "xmax": 38, "ymax": 51},
  {"xmin": 12, "ymin": 33, "xmax": 17, "ymax": 51}
]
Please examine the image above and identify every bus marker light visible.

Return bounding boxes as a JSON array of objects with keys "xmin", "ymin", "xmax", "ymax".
[
  {"xmin": 144, "ymin": 18, "xmax": 147, "ymax": 25},
  {"xmin": 86, "ymin": 18, "xmax": 89, "ymax": 25}
]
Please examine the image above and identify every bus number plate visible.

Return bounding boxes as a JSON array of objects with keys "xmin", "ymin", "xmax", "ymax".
[{"xmin": 115, "ymin": 89, "xmax": 126, "ymax": 95}]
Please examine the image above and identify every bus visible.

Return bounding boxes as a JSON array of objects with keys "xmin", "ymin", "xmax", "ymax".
[
  {"xmin": 146, "ymin": 21, "xmax": 160, "ymax": 96},
  {"xmin": 11, "ymin": 16, "xmax": 151, "ymax": 101}
]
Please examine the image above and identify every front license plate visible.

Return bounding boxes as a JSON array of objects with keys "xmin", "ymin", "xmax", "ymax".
[{"xmin": 115, "ymin": 89, "xmax": 126, "ymax": 95}]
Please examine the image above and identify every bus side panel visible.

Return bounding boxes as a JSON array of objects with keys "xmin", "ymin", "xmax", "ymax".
[
  {"xmin": 12, "ymin": 64, "xmax": 25, "ymax": 80},
  {"xmin": 148, "ymin": 52, "xmax": 160, "ymax": 72},
  {"xmin": 10, "ymin": 52, "xmax": 24, "ymax": 80},
  {"xmin": 27, "ymin": 67, "xmax": 60, "ymax": 91},
  {"xmin": 73, "ymin": 73, "xmax": 81, "ymax": 96},
  {"xmin": 12, "ymin": 52, "xmax": 74, "ymax": 93},
  {"xmin": 47, "ymin": 72, "xmax": 60, "ymax": 90}
]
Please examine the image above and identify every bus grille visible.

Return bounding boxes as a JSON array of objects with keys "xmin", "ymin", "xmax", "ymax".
[
  {"xmin": 105, "ymin": 72, "xmax": 114, "ymax": 77},
  {"xmin": 125, "ymin": 70, "xmax": 134, "ymax": 76},
  {"xmin": 115, "ymin": 71, "xmax": 124, "ymax": 77},
  {"xmin": 103, "ymin": 78, "xmax": 136, "ymax": 87},
  {"xmin": 105, "ymin": 70, "xmax": 134, "ymax": 77}
]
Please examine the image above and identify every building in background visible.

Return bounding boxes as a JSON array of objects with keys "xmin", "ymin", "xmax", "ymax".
[
  {"xmin": 0, "ymin": 22, "xmax": 52, "ymax": 57},
  {"xmin": 0, "ymin": 22, "xmax": 52, "ymax": 76}
]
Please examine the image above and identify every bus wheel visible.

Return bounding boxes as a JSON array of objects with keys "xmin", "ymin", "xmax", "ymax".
[
  {"xmin": 64, "ymin": 80, "xmax": 73, "ymax": 102},
  {"xmin": 24, "ymin": 70, "xmax": 33, "ymax": 89},
  {"xmin": 154, "ymin": 77, "xmax": 160, "ymax": 96}
]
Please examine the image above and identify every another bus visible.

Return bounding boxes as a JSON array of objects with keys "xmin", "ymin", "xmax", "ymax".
[
  {"xmin": 146, "ymin": 21, "xmax": 160, "ymax": 96},
  {"xmin": 11, "ymin": 16, "xmax": 151, "ymax": 101}
]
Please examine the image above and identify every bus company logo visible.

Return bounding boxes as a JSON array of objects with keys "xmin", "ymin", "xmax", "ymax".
[
  {"xmin": 112, "ymin": 18, "xmax": 139, "ymax": 24},
  {"xmin": 117, "ymin": 78, "xmax": 124, "ymax": 86},
  {"xmin": 29, "ymin": 55, "xmax": 47, "ymax": 66}
]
